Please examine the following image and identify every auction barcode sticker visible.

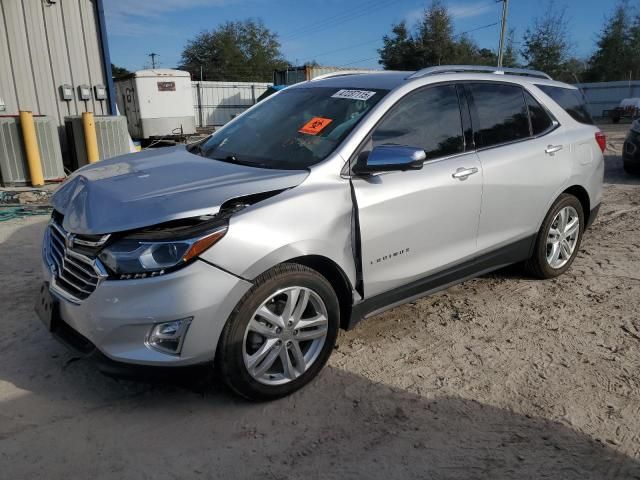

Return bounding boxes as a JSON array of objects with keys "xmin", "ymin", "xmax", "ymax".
[{"xmin": 331, "ymin": 89, "xmax": 376, "ymax": 101}]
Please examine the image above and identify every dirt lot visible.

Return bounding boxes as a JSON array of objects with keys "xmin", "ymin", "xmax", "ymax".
[{"xmin": 0, "ymin": 124, "xmax": 639, "ymax": 479}]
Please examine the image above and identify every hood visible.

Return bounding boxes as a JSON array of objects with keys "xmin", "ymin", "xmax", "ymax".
[{"xmin": 52, "ymin": 146, "xmax": 309, "ymax": 235}]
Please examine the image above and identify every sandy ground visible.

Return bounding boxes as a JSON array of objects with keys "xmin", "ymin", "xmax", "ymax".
[{"xmin": 0, "ymin": 124, "xmax": 639, "ymax": 479}]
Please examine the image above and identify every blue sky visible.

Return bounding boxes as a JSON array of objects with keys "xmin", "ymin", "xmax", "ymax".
[{"xmin": 105, "ymin": 0, "xmax": 621, "ymax": 72}]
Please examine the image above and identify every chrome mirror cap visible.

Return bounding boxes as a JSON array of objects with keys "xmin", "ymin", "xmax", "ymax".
[{"xmin": 354, "ymin": 145, "xmax": 426, "ymax": 175}]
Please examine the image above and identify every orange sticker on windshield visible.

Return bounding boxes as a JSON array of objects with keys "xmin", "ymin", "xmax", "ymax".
[{"xmin": 299, "ymin": 117, "xmax": 333, "ymax": 135}]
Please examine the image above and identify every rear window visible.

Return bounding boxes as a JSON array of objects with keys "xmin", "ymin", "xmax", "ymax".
[
  {"xmin": 536, "ymin": 85, "xmax": 594, "ymax": 125},
  {"xmin": 467, "ymin": 83, "xmax": 530, "ymax": 148},
  {"xmin": 524, "ymin": 91, "xmax": 554, "ymax": 135}
]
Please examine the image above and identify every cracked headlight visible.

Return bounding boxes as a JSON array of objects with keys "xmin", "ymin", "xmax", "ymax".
[{"xmin": 98, "ymin": 225, "xmax": 227, "ymax": 279}]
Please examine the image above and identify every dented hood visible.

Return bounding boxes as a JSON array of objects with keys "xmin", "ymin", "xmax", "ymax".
[{"xmin": 52, "ymin": 146, "xmax": 308, "ymax": 235}]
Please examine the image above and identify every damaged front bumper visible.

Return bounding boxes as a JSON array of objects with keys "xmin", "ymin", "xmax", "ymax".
[{"xmin": 39, "ymin": 257, "xmax": 252, "ymax": 367}]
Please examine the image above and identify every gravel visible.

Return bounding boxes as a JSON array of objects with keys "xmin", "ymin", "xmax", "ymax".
[{"xmin": 0, "ymin": 124, "xmax": 638, "ymax": 479}]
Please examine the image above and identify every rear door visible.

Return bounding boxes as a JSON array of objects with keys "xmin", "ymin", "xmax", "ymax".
[
  {"xmin": 466, "ymin": 82, "xmax": 571, "ymax": 252},
  {"xmin": 351, "ymin": 84, "xmax": 483, "ymax": 298}
]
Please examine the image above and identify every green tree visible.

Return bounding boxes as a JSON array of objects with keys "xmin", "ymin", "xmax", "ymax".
[
  {"xmin": 378, "ymin": 0, "xmax": 502, "ymax": 69},
  {"xmin": 521, "ymin": 3, "xmax": 572, "ymax": 78},
  {"xmin": 378, "ymin": 21, "xmax": 421, "ymax": 70},
  {"xmin": 110, "ymin": 63, "xmax": 130, "ymax": 79},
  {"xmin": 416, "ymin": 0, "xmax": 455, "ymax": 66},
  {"xmin": 630, "ymin": 11, "xmax": 640, "ymax": 79},
  {"xmin": 180, "ymin": 19, "xmax": 289, "ymax": 81},
  {"xmin": 585, "ymin": 1, "xmax": 634, "ymax": 81},
  {"xmin": 560, "ymin": 57, "xmax": 588, "ymax": 83},
  {"xmin": 501, "ymin": 29, "xmax": 520, "ymax": 68}
]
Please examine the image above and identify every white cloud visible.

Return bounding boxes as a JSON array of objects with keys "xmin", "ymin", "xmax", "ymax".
[
  {"xmin": 104, "ymin": 0, "xmax": 232, "ymax": 36},
  {"xmin": 449, "ymin": 1, "xmax": 495, "ymax": 19},
  {"xmin": 404, "ymin": 1, "xmax": 495, "ymax": 27}
]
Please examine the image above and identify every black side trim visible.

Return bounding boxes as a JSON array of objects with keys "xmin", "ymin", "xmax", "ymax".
[
  {"xmin": 586, "ymin": 203, "xmax": 601, "ymax": 229},
  {"xmin": 346, "ymin": 235, "xmax": 535, "ymax": 330},
  {"xmin": 349, "ymin": 180, "xmax": 364, "ymax": 297}
]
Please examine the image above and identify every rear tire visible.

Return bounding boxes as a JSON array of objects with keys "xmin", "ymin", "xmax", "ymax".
[
  {"xmin": 524, "ymin": 194, "xmax": 584, "ymax": 279},
  {"xmin": 216, "ymin": 263, "xmax": 339, "ymax": 401}
]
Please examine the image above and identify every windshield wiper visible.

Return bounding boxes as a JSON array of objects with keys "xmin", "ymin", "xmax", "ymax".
[{"xmin": 210, "ymin": 154, "xmax": 271, "ymax": 169}]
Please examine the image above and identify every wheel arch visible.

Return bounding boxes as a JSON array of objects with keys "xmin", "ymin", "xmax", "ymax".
[
  {"xmin": 281, "ymin": 255, "xmax": 354, "ymax": 331},
  {"xmin": 562, "ymin": 185, "xmax": 591, "ymax": 224}
]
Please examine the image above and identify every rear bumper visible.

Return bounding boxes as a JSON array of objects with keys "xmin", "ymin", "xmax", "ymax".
[{"xmin": 41, "ymin": 258, "xmax": 252, "ymax": 367}]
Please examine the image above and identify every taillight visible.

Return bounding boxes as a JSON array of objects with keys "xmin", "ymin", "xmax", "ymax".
[{"xmin": 595, "ymin": 131, "xmax": 606, "ymax": 153}]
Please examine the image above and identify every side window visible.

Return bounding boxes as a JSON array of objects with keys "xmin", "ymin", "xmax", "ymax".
[
  {"xmin": 372, "ymin": 84, "xmax": 464, "ymax": 161},
  {"xmin": 536, "ymin": 84, "xmax": 594, "ymax": 125},
  {"xmin": 524, "ymin": 91, "xmax": 554, "ymax": 135},
  {"xmin": 468, "ymin": 83, "xmax": 530, "ymax": 148}
]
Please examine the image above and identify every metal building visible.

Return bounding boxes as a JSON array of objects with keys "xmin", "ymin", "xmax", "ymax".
[
  {"xmin": 0, "ymin": 0, "xmax": 114, "ymax": 135},
  {"xmin": 192, "ymin": 81, "xmax": 271, "ymax": 127},
  {"xmin": 577, "ymin": 80, "xmax": 640, "ymax": 118}
]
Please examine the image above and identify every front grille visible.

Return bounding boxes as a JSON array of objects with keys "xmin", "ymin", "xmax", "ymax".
[{"xmin": 44, "ymin": 219, "xmax": 108, "ymax": 303}]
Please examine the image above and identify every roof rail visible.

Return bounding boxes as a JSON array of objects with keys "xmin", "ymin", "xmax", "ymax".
[
  {"xmin": 310, "ymin": 70, "xmax": 373, "ymax": 81},
  {"xmin": 407, "ymin": 65, "xmax": 552, "ymax": 80}
]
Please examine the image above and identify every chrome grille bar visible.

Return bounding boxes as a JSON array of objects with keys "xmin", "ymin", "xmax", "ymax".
[{"xmin": 43, "ymin": 218, "xmax": 108, "ymax": 304}]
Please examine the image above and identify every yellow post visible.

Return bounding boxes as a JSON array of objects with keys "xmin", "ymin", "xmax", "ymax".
[
  {"xmin": 82, "ymin": 111, "xmax": 99, "ymax": 163},
  {"xmin": 19, "ymin": 111, "xmax": 45, "ymax": 187}
]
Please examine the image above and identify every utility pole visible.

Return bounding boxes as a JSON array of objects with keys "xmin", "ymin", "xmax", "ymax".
[
  {"xmin": 148, "ymin": 52, "xmax": 158, "ymax": 69},
  {"xmin": 497, "ymin": 0, "xmax": 509, "ymax": 67}
]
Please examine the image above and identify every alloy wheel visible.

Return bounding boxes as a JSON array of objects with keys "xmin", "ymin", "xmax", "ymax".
[
  {"xmin": 546, "ymin": 206, "xmax": 580, "ymax": 269},
  {"xmin": 242, "ymin": 286, "xmax": 328, "ymax": 385}
]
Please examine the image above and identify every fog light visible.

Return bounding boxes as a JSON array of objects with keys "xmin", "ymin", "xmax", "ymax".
[{"xmin": 146, "ymin": 318, "xmax": 192, "ymax": 355}]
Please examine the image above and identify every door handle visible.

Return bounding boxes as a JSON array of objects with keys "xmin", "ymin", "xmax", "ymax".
[
  {"xmin": 452, "ymin": 167, "xmax": 478, "ymax": 181},
  {"xmin": 545, "ymin": 144, "xmax": 563, "ymax": 155}
]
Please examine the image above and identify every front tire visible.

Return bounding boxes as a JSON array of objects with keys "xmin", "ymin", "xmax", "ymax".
[
  {"xmin": 525, "ymin": 194, "xmax": 584, "ymax": 279},
  {"xmin": 216, "ymin": 263, "xmax": 339, "ymax": 401}
]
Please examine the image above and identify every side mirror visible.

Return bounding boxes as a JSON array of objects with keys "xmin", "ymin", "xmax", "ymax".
[{"xmin": 353, "ymin": 145, "xmax": 426, "ymax": 175}]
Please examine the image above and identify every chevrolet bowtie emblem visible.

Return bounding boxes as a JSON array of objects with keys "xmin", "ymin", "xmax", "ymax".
[{"xmin": 65, "ymin": 232, "xmax": 75, "ymax": 249}]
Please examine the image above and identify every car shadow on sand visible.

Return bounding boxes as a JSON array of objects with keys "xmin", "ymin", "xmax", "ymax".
[{"xmin": 1, "ymin": 220, "xmax": 639, "ymax": 479}]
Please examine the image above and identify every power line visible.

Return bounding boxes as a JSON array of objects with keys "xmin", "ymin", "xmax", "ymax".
[
  {"xmin": 336, "ymin": 21, "xmax": 500, "ymax": 68},
  {"xmin": 453, "ymin": 22, "xmax": 499, "ymax": 39},
  {"xmin": 337, "ymin": 56, "xmax": 379, "ymax": 67},
  {"xmin": 282, "ymin": 0, "xmax": 398, "ymax": 41},
  {"xmin": 291, "ymin": 0, "xmax": 501, "ymax": 66},
  {"xmin": 300, "ymin": 37, "xmax": 382, "ymax": 63}
]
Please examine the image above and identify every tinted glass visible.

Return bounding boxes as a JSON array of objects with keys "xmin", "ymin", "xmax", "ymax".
[
  {"xmin": 469, "ymin": 83, "xmax": 530, "ymax": 148},
  {"xmin": 372, "ymin": 85, "xmax": 463, "ymax": 160},
  {"xmin": 525, "ymin": 91, "xmax": 554, "ymax": 135},
  {"xmin": 536, "ymin": 85, "xmax": 594, "ymax": 125},
  {"xmin": 199, "ymin": 87, "xmax": 387, "ymax": 169}
]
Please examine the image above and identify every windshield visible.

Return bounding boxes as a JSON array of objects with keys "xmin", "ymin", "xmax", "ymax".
[{"xmin": 198, "ymin": 87, "xmax": 388, "ymax": 169}]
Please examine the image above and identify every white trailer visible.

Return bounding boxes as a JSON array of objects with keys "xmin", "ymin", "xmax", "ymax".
[{"xmin": 115, "ymin": 69, "xmax": 196, "ymax": 139}]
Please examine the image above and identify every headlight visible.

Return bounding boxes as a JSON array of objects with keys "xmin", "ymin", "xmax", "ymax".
[
  {"xmin": 632, "ymin": 120, "xmax": 640, "ymax": 133},
  {"xmin": 98, "ymin": 225, "xmax": 227, "ymax": 279}
]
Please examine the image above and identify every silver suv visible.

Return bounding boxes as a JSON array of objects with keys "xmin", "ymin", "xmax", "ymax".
[{"xmin": 37, "ymin": 66, "xmax": 605, "ymax": 400}]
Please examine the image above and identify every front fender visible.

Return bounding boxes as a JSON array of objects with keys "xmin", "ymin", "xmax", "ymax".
[{"xmin": 199, "ymin": 171, "xmax": 357, "ymax": 287}]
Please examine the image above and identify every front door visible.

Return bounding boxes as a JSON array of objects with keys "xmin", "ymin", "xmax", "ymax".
[{"xmin": 351, "ymin": 84, "xmax": 483, "ymax": 298}]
